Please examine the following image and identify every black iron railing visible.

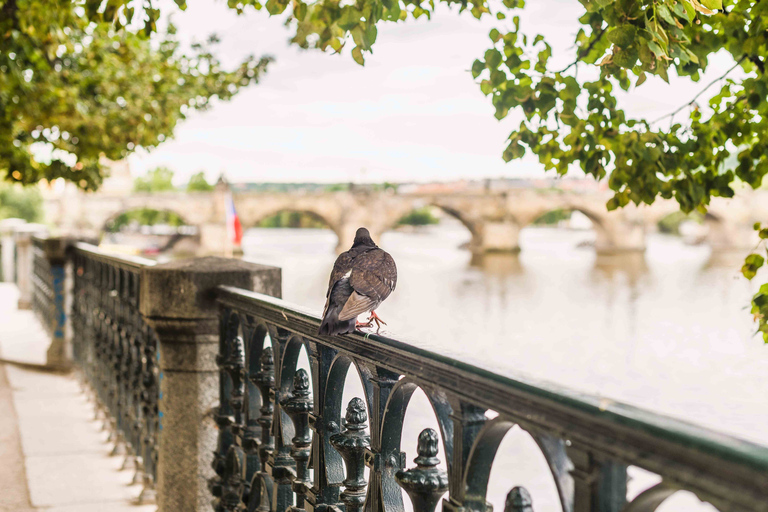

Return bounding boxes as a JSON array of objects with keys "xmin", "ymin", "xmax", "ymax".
[
  {"xmin": 70, "ymin": 242, "xmax": 159, "ymax": 501},
  {"xmin": 213, "ymin": 286, "xmax": 768, "ymax": 512},
  {"xmin": 32, "ymin": 237, "xmax": 62, "ymax": 339}
]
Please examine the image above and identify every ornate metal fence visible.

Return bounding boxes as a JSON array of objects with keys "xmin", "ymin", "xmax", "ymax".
[
  {"xmin": 69, "ymin": 242, "xmax": 159, "ymax": 502},
  {"xmin": 213, "ymin": 286, "xmax": 768, "ymax": 512},
  {"xmin": 31, "ymin": 237, "xmax": 63, "ymax": 340}
]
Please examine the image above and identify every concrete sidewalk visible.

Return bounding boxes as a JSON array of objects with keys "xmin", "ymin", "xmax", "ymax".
[{"xmin": 0, "ymin": 283, "xmax": 156, "ymax": 512}]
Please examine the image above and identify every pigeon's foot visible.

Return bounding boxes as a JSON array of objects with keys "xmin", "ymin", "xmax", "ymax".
[{"xmin": 366, "ymin": 310, "xmax": 387, "ymax": 333}]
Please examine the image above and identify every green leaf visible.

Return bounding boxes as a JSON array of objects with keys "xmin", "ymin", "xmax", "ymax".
[
  {"xmin": 657, "ymin": 5, "xmax": 677, "ymax": 26},
  {"xmin": 503, "ymin": 141, "xmax": 525, "ymax": 161},
  {"xmin": 351, "ymin": 46, "xmax": 365, "ymax": 66},
  {"xmin": 387, "ymin": 0, "xmax": 401, "ymax": 20},
  {"xmin": 700, "ymin": 0, "xmax": 722, "ymax": 10},
  {"xmin": 471, "ymin": 59, "xmax": 485, "ymax": 79},
  {"xmin": 485, "ymin": 49, "xmax": 503, "ymax": 69},
  {"xmin": 648, "ymin": 41, "xmax": 666, "ymax": 58},
  {"xmin": 613, "ymin": 46, "xmax": 638, "ymax": 68},
  {"xmin": 338, "ymin": 6, "xmax": 362, "ymax": 31},
  {"xmin": 742, "ymin": 253, "xmax": 765, "ymax": 280},
  {"xmin": 683, "ymin": 1, "xmax": 696, "ymax": 20},
  {"xmin": 636, "ymin": 71, "xmax": 647, "ymax": 86},
  {"xmin": 607, "ymin": 25, "xmax": 637, "ymax": 48},
  {"xmin": 364, "ymin": 25, "xmax": 378, "ymax": 48}
]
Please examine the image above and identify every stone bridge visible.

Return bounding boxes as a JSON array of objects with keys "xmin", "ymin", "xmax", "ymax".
[{"xmin": 44, "ymin": 185, "xmax": 768, "ymax": 254}]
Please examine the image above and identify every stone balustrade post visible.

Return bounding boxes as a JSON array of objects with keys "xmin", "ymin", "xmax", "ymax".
[
  {"xmin": 0, "ymin": 218, "xmax": 26, "ymax": 283},
  {"xmin": 14, "ymin": 224, "xmax": 48, "ymax": 309},
  {"xmin": 139, "ymin": 257, "xmax": 281, "ymax": 512},
  {"xmin": 36, "ymin": 236, "xmax": 72, "ymax": 368}
]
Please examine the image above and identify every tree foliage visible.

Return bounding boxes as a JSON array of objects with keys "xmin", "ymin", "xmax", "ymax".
[
  {"xmin": 133, "ymin": 166, "xmax": 175, "ymax": 192},
  {"xmin": 257, "ymin": 211, "xmax": 329, "ymax": 228},
  {"xmin": 187, "ymin": 171, "xmax": 214, "ymax": 191},
  {"xmin": 0, "ymin": 183, "xmax": 43, "ymax": 222},
  {"xmin": 397, "ymin": 206, "xmax": 440, "ymax": 226},
  {"xmin": 106, "ymin": 208, "xmax": 186, "ymax": 232},
  {"xmin": 0, "ymin": 0, "xmax": 270, "ymax": 190}
]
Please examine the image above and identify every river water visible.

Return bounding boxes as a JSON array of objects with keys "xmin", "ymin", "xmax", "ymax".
[{"xmin": 242, "ymin": 220, "xmax": 767, "ymax": 512}]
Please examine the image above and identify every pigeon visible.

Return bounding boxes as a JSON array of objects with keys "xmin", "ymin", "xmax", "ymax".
[{"xmin": 319, "ymin": 227, "xmax": 397, "ymax": 336}]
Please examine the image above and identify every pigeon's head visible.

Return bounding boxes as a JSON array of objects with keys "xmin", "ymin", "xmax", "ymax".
[{"xmin": 353, "ymin": 227, "xmax": 376, "ymax": 247}]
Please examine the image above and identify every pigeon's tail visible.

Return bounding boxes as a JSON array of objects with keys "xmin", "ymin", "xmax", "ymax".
[{"xmin": 319, "ymin": 303, "xmax": 356, "ymax": 336}]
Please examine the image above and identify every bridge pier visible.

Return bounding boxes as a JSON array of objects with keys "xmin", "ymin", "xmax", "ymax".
[
  {"xmin": 198, "ymin": 223, "xmax": 229, "ymax": 255},
  {"xmin": 336, "ymin": 225, "xmax": 358, "ymax": 253},
  {"xmin": 594, "ymin": 220, "xmax": 646, "ymax": 254},
  {"xmin": 705, "ymin": 219, "xmax": 757, "ymax": 252},
  {"xmin": 335, "ymin": 220, "xmax": 388, "ymax": 254},
  {"xmin": 475, "ymin": 220, "xmax": 521, "ymax": 253}
]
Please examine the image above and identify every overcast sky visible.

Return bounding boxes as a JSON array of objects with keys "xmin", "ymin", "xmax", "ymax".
[{"xmin": 127, "ymin": 0, "xmax": 737, "ymax": 185}]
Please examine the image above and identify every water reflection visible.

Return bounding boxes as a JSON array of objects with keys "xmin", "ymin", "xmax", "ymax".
[
  {"xmin": 469, "ymin": 252, "xmax": 525, "ymax": 276},
  {"xmin": 702, "ymin": 249, "xmax": 750, "ymax": 270},
  {"xmin": 592, "ymin": 252, "xmax": 649, "ymax": 283}
]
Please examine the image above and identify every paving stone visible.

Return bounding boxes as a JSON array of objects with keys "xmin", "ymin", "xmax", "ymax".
[
  {"xmin": 46, "ymin": 503, "xmax": 157, "ymax": 512},
  {"xmin": 0, "ymin": 363, "xmax": 35, "ymax": 512},
  {"xmin": 25, "ymin": 452, "xmax": 144, "ymax": 507},
  {"xmin": 0, "ymin": 284, "xmax": 49, "ymax": 367}
]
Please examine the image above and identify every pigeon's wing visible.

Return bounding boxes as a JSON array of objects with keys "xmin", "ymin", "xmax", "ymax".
[
  {"xmin": 326, "ymin": 250, "xmax": 356, "ymax": 298},
  {"xmin": 337, "ymin": 249, "xmax": 397, "ymax": 322},
  {"xmin": 337, "ymin": 291, "xmax": 378, "ymax": 322}
]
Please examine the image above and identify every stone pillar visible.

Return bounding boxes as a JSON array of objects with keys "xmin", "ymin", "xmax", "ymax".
[
  {"xmin": 0, "ymin": 218, "xmax": 26, "ymax": 282},
  {"xmin": 14, "ymin": 224, "xmax": 48, "ymax": 309},
  {"xmin": 139, "ymin": 257, "xmax": 281, "ymax": 512}
]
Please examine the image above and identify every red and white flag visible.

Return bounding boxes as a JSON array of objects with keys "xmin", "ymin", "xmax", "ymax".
[{"xmin": 225, "ymin": 192, "xmax": 243, "ymax": 247}]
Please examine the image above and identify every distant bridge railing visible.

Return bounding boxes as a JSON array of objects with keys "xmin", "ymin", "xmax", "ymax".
[{"xmin": 24, "ymin": 236, "xmax": 768, "ymax": 512}]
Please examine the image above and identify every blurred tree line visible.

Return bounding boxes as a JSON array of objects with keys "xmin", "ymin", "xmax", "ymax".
[{"xmin": 0, "ymin": 183, "xmax": 43, "ymax": 222}]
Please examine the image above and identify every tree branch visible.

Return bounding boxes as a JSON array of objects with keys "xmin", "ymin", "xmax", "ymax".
[
  {"xmin": 557, "ymin": 27, "xmax": 606, "ymax": 74},
  {"xmin": 749, "ymin": 55, "xmax": 765, "ymax": 74},
  {"xmin": 650, "ymin": 55, "xmax": 747, "ymax": 125}
]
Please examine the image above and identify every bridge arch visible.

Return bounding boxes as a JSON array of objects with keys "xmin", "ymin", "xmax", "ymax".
[
  {"xmin": 430, "ymin": 204, "xmax": 483, "ymax": 245},
  {"xmin": 377, "ymin": 201, "xmax": 485, "ymax": 252},
  {"xmin": 102, "ymin": 207, "xmax": 192, "ymax": 233},
  {"xmin": 101, "ymin": 206, "xmax": 201, "ymax": 253},
  {"xmin": 519, "ymin": 206, "xmax": 615, "ymax": 251},
  {"xmin": 241, "ymin": 207, "xmax": 347, "ymax": 251}
]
